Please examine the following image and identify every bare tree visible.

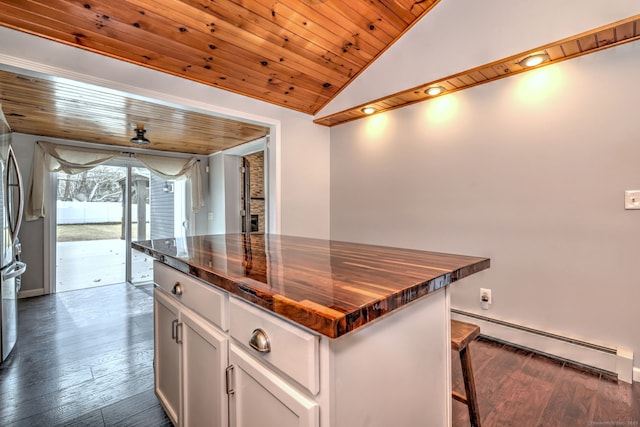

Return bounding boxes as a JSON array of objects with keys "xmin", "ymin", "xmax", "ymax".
[{"xmin": 57, "ymin": 166, "xmax": 126, "ymax": 202}]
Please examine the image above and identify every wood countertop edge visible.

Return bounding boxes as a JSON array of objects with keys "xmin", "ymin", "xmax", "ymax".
[{"xmin": 132, "ymin": 242, "xmax": 491, "ymax": 339}]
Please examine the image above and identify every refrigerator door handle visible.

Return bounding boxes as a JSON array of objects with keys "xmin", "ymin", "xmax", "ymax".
[
  {"xmin": 2, "ymin": 261, "xmax": 26, "ymax": 280},
  {"xmin": 7, "ymin": 146, "xmax": 23, "ymax": 242}
]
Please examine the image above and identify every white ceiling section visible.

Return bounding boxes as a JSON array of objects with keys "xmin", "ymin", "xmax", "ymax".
[{"xmin": 317, "ymin": 0, "xmax": 640, "ymax": 117}]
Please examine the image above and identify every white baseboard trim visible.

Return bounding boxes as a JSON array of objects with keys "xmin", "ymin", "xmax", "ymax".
[
  {"xmin": 451, "ymin": 309, "xmax": 634, "ymax": 384},
  {"xmin": 634, "ymin": 367, "xmax": 640, "ymax": 383},
  {"xmin": 18, "ymin": 288, "xmax": 45, "ymax": 299}
]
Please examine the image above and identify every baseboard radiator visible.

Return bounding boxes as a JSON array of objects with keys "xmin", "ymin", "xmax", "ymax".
[{"xmin": 451, "ymin": 309, "xmax": 635, "ymax": 384}]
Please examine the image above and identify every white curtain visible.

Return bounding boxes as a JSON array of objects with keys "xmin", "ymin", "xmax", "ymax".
[
  {"xmin": 25, "ymin": 141, "xmax": 204, "ymax": 221},
  {"xmin": 136, "ymin": 153, "xmax": 203, "ymax": 214},
  {"xmin": 26, "ymin": 141, "xmax": 120, "ymax": 221}
]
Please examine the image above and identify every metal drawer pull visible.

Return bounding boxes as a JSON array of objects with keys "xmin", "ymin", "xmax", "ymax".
[
  {"xmin": 171, "ymin": 319, "xmax": 178, "ymax": 340},
  {"xmin": 176, "ymin": 322, "xmax": 183, "ymax": 344},
  {"xmin": 249, "ymin": 328, "xmax": 271, "ymax": 353},
  {"xmin": 171, "ymin": 282, "xmax": 183, "ymax": 296},
  {"xmin": 226, "ymin": 365, "xmax": 235, "ymax": 395}
]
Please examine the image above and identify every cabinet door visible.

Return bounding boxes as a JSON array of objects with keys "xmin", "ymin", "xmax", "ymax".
[
  {"xmin": 229, "ymin": 344, "xmax": 319, "ymax": 427},
  {"xmin": 154, "ymin": 288, "xmax": 181, "ymax": 425},
  {"xmin": 181, "ymin": 307, "xmax": 228, "ymax": 427}
]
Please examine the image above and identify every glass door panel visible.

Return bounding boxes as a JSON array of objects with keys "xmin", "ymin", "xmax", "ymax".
[
  {"xmin": 129, "ymin": 167, "xmax": 188, "ymax": 284},
  {"xmin": 129, "ymin": 167, "xmax": 151, "ymax": 284},
  {"xmin": 55, "ymin": 165, "xmax": 127, "ymax": 292}
]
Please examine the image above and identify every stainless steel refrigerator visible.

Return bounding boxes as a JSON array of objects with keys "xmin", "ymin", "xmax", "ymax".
[{"xmin": 0, "ymin": 107, "xmax": 26, "ymax": 362}]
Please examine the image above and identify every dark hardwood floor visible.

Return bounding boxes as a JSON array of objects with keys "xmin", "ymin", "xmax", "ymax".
[
  {"xmin": 0, "ymin": 283, "xmax": 171, "ymax": 427},
  {"xmin": 2, "ymin": 283, "xmax": 638, "ymax": 426},
  {"xmin": 453, "ymin": 337, "xmax": 640, "ymax": 427}
]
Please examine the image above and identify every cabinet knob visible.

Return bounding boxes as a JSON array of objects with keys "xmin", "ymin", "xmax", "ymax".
[
  {"xmin": 249, "ymin": 328, "xmax": 271, "ymax": 353},
  {"xmin": 172, "ymin": 282, "xmax": 183, "ymax": 296}
]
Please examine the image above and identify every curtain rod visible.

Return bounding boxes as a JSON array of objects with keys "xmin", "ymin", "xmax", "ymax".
[
  {"xmin": 120, "ymin": 151, "xmax": 200, "ymax": 161},
  {"xmin": 36, "ymin": 141, "xmax": 201, "ymax": 162}
]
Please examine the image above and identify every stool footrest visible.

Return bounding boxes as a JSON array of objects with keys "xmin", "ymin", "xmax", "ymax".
[{"xmin": 452, "ymin": 390, "xmax": 467, "ymax": 404}]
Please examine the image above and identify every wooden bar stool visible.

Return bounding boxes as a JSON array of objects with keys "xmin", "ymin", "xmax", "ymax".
[{"xmin": 451, "ymin": 319, "xmax": 482, "ymax": 427}]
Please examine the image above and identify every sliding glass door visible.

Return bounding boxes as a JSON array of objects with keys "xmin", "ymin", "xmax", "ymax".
[{"xmin": 55, "ymin": 161, "xmax": 189, "ymax": 291}]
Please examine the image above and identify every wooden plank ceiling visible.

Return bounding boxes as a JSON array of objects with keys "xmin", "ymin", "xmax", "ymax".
[
  {"xmin": 0, "ymin": 0, "xmax": 439, "ymax": 154},
  {"xmin": 0, "ymin": 68, "xmax": 270, "ymax": 155},
  {"xmin": 0, "ymin": 0, "xmax": 439, "ymax": 115}
]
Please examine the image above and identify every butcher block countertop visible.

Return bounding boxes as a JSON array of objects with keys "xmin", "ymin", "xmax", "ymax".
[{"xmin": 132, "ymin": 234, "xmax": 490, "ymax": 338}]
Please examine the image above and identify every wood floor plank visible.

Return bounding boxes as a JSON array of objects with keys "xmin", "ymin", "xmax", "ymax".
[
  {"xmin": 473, "ymin": 346, "xmax": 531, "ymax": 425},
  {"xmin": 1, "ymin": 358, "xmax": 155, "ymax": 425},
  {"xmin": 111, "ymin": 403, "xmax": 174, "ymax": 427},
  {"xmin": 452, "ymin": 337, "xmax": 639, "ymax": 427},
  {"xmin": 0, "ymin": 283, "xmax": 170, "ymax": 426},
  {"xmin": 55, "ymin": 408, "xmax": 105, "ymax": 427},
  {"xmin": 100, "ymin": 389, "xmax": 168, "ymax": 425},
  {"xmin": 486, "ymin": 356, "xmax": 555, "ymax": 426},
  {"xmin": 593, "ymin": 376, "xmax": 639, "ymax": 424},
  {"xmin": 539, "ymin": 364, "xmax": 600, "ymax": 426}
]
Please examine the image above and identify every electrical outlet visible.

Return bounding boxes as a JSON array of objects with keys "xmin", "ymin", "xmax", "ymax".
[
  {"xmin": 480, "ymin": 288, "xmax": 492, "ymax": 305},
  {"xmin": 625, "ymin": 190, "xmax": 640, "ymax": 210}
]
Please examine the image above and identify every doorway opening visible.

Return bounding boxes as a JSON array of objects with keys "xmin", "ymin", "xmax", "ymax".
[
  {"xmin": 241, "ymin": 150, "xmax": 265, "ymax": 235},
  {"xmin": 55, "ymin": 162, "xmax": 188, "ymax": 292}
]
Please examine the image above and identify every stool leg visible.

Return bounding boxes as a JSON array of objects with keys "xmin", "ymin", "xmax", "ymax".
[{"xmin": 459, "ymin": 346, "xmax": 481, "ymax": 427}]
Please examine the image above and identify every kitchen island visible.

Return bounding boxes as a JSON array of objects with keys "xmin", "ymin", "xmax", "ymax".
[{"xmin": 133, "ymin": 234, "xmax": 489, "ymax": 427}]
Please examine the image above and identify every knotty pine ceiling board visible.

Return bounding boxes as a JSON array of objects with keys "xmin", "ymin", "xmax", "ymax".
[
  {"xmin": 314, "ymin": 15, "xmax": 640, "ymax": 127},
  {"xmin": 0, "ymin": 68, "xmax": 270, "ymax": 155},
  {"xmin": 0, "ymin": 0, "xmax": 440, "ymax": 115}
]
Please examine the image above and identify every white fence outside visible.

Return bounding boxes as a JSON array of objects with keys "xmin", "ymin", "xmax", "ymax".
[{"xmin": 57, "ymin": 201, "xmax": 150, "ymax": 224}]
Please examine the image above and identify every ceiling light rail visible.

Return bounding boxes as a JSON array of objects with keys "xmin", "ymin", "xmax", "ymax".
[{"xmin": 314, "ymin": 14, "xmax": 640, "ymax": 127}]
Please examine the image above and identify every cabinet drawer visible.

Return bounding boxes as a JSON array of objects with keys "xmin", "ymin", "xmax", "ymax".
[
  {"xmin": 154, "ymin": 261, "xmax": 228, "ymax": 331},
  {"xmin": 229, "ymin": 297, "xmax": 320, "ymax": 395}
]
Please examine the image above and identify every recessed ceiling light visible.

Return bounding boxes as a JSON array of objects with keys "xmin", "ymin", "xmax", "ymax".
[
  {"xmin": 425, "ymin": 86, "xmax": 445, "ymax": 96},
  {"xmin": 518, "ymin": 53, "xmax": 550, "ymax": 68},
  {"xmin": 361, "ymin": 107, "xmax": 376, "ymax": 114}
]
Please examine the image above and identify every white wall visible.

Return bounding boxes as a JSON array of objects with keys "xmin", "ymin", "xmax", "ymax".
[
  {"xmin": 329, "ymin": 42, "xmax": 640, "ymax": 370},
  {"xmin": 208, "ymin": 153, "xmax": 227, "ymax": 235},
  {"xmin": 10, "ymin": 134, "xmax": 41, "ymax": 295},
  {"xmin": 207, "ymin": 152, "xmax": 242, "ymax": 234}
]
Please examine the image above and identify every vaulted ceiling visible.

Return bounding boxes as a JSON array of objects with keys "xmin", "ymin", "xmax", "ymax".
[
  {"xmin": 0, "ymin": 1, "xmax": 639, "ymax": 155},
  {"xmin": 0, "ymin": 0, "xmax": 439, "ymax": 154}
]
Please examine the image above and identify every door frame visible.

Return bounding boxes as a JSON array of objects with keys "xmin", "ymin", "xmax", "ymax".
[{"xmin": 220, "ymin": 137, "xmax": 269, "ymax": 235}]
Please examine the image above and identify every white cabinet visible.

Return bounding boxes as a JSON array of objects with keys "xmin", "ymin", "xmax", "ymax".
[
  {"xmin": 228, "ymin": 297, "xmax": 319, "ymax": 395},
  {"xmin": 154, "ymin": 289, "xmax": 181, "ymax": 425},
  {"xmin": 227, "ymin": 296, "xmax": 320, "ymax": 427},
  {"xmin": 153, "ymin": 260, "xmax": 451, "ymax": 427},
  {"xmin": 153, "ymin": 262, "xmax": 229, "ymax": 427},
  {"xmin": 228, "ymin": 344, "xmax": 319, "ymax": 427},
  {"xmin": 181, "ymin": 307, "xmax": 228, "ymax": 427}
]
